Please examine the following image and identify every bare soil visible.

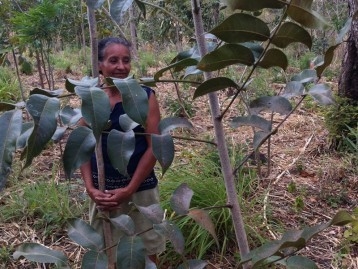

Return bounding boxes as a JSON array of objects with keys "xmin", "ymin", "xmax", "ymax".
[{"xmin": 0, "ymin": 67, "xmax": 357, "ymax": 269}]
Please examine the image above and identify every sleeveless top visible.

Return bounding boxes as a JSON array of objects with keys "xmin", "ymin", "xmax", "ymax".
[{"xmin": 90, "ymin": 86, "xmax": 158, "ymax": 192}]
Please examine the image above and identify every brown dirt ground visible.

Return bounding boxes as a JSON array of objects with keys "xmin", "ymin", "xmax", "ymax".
[{"xmin": 0, "ymin": 66, "xmax": 357, "ymax": 269}]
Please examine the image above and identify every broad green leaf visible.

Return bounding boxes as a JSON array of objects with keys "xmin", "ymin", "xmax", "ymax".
[
  {"xmin": 253, "ymin": 131, "xmax": 270, "ymax": 150},
  {"xmin": 242, "ymin": 42, "xmax": 264, "ymax": 61},
  {"xmin": 118, "ymin": 114, "xmax": 140, "ymax": 131},
  {"xmin": 60, "ymin": 106, "xmax": 82, "ymax": 126},
  {"xmin": 135, "ymin": 203, "xmax": 164, "ymax": 224},
  {"xmin": 13, "ymin": 243, "xmax": 68, "ymax": 266},
  {"xmin": 308, "ymin": 84, "xmax": 334, "ymax": 105},
  {"xmin": 250, "ymin": 96, "xmax": 292, "ymax": 115},
  {"xmin": 65, "ymin": 77, "xmax": 99, "ymax": 93},
  {"xmin": 63, "ymin": 126, "xmax": 96, "ymax": 179},
  {"xmin": 81, "ymin": 251, "xmax": 108, "ymax": 269},
  {"xmin": 158, "ymin": 117, "xmax": 193, "ymax": 134},
  {"xmin": 272, "ymin": 22, "xmax": 312, "ymax": 49},
  {"xmin": 16, "ymin": 122, "xmax": 33, "ymax": 149},
  {"xmin": 224, "ymin": 0, "xmax": 285, "ymax": 11},
  {"xmin": 188, "ymin": 209, "xmax": 219, "ymax": 246},
  {"xmin": 116, "ymin": 235, "xmax": 146, "ymax": 269},
  {"xmin": 170, "ymin": 183, "xmax": 193, "ymax": 216},
  {"xmin": 23, "ymin": 94, "xmax": 60, "ymax": 169},
  {"xmin": 177, "ymin": 259, "xmax": 208, "ymax": 269},
  {"xmin": 286, "ymin": 256, "xmax": 318, "ymax": 269},
  {"xmin": 316, "ymin": 44, "xmax": 340, "ymax": 78},
  {"xmin": 75, "ymin": 86, "xmax": 111, "ymax": 142},
  {"xmin": 110, "ymin": 214, "xmax": 135, "ymax": 236},
  {"xmin": 52, "ymin": 126, "xmax": 67, "ymax": 143},
  {"xmin": 291, "ymin": 69, "xmax": 317, "ymax": 83},
  {"xmin": 107, "ymin": 129, "xmax": 135, "ymax": 176},
  {"xmin": 230, "ymin": 115, "xmax": 272, "ymax": 132},
  {"xmin": 330, "ymin": 210, "xmax": 354, "ymax": 226},
  {"xmin": 154, "ymin": 58, "xmax": 199, "ymax": 81},
  {"xmin": 30, "ymin": 88, "xmax": 64, "ymax": 97},
  {"xmin": 85, "ymin": 0, "xmax": 105, "ymax": 9},
  {"xmin": 197, "ymin": 44, "xmax": 255, "ymax": 72},
  {"xmin": 257, "ymin": 48, "xmax": 288, "ymax": 70},
  {"xmin": 153, "ymin": 220, "xmax": 185, "ymax": 255},
  {"xmin": 210, "ymin": 13, "xmax": 270, "ymax": 43},
  {"xmin": 110, "ymin": 0, "xmax": 134, "ymax": 25},
  {"xmin": 287, "ymin": 0, "xmax": 329, "ymax": 29},
  {"xmin": 0, "ymin": 102, "xmax": 17, "ymax": 111},
  {"xmin": 112, "ymin": 78, "xmax": 148, "ymax": 126},
  {"xmin": 151, "ymin": 134, "xmax": 174, "ymax": 175},
  {"xmin": 0, "ymin": 110, "xmax": 22, "ymax": 191},
  {"xmin": 193, "ymin": 77, "xmax": 241, "ymax": 99},
  {"xmin": 281, "ymin": 81, "xmax": 305, "ymax": 99},
  {"xmin": 67, "ymin": 218, "xmax": 104, "ymax": 251}
]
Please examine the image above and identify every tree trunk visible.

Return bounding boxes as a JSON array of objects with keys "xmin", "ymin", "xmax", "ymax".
[{"xmin": 338, "ymin": 0, "xmax": 358, "ymax": 102}]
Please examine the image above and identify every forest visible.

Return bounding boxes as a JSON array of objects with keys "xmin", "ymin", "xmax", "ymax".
[{"xmin": 0, "ymin": 0, "xmax": 357, "ymax": 268}]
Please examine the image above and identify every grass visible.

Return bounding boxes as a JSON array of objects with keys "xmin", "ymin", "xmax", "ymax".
[
  {"xmin": 159, "ymin": 144, "xmax": 265, "ymax": 267},
  {"xmin": 0, "ymin": 66, "xmax": 21, "ymax": 102}
]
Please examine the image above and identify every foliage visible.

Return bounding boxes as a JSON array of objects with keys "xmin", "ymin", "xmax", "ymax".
[
  {"xmin": 324, "ymin": 96, "xmax": 358, "ymax": 149},
  {"xmin": 0, "ymin": 66, "xmax": 20, "ymax": 102}
]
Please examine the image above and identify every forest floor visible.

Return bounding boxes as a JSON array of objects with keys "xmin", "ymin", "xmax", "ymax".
[{"xmin": 0, "ymin": 66, "xmax": 357, "ymax": 269}]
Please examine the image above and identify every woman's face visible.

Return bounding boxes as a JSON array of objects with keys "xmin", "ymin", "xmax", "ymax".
[{"xmin": 99, "ymin": 43, "xmax": 131, "ymax": 79}]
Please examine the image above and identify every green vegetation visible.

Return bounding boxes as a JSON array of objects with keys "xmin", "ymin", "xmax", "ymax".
[{"xmin": 0, "ymin": 66, "xmax": 20, "ymax": 101}]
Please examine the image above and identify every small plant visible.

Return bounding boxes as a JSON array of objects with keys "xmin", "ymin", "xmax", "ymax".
[
  {"xmin": 0, "ymin": 66, "xmax": 20, "ymax": 101},
  {"xmin": 343, "ymin": 124, "xmax": 358, "ymax": 153}
]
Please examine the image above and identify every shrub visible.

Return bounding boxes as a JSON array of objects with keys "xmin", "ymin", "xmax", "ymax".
[{"xmin": 0, "ymin": 66, "xmax": 20, "ymax": 101}]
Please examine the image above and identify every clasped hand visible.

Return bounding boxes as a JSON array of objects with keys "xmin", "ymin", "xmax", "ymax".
[{"xmin": 88, "ymin": 188, "xmax": 132, "ymax": 211}]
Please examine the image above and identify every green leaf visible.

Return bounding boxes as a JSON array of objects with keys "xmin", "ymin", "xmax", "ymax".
[
  {"xmin": 197, "ymin": 44, "xmax": 255, "ymax": 72},
  {"xmin": 81, "ymin": 251, "xmax": 108, "ymax": 269},
  {"xmin": 193, "ymin": 77, "xmax": 241, "ymax": 99},
  {"xmin": 63, "ymin": 126, "xmax": 96, "ymax": 179},
  {"xmin": 316, "ymin": 44, "xmax": 340, "ymax": 78},
  {"xmin": 0, "ymin": 110, "xmax": 22, "ymax": 191},
  {"xmin": 13, "ymin": 243, "xmax": 68, "ymax": 266},
  {"xmin": 286, "ymin": 256, "xmax": 318, "ymax": 269},
  {"xmin": 85, "ymin": 0, "xmax": 105, "ymax": 9},
  {"xmin": 281, "ymin": 81, "xmax": 305, "ymax": 99},
  {"xmin": 159, "ymin": 117, "xmax": 193, "ymax": 134},
  {"xmin": 52, "ymin": 126, "xmax": 68, "ymax": 143},
  {"xmin": 116, "ymin": 235, "xmax": 146, "ymax": 269},
  {"xmin": 23, "ymin": 94, "xmax": 60, "ymax": 169},
  {"xmin": 330, "ymin": 210, "xmax": 354, "ymax": 226},
  {"xmin": 0, "ymin": 102, "xmax": 17, "ymax": 112},
  {"xmin": 272, "ymin": 22, "xmax": 312, "ymax": 49},
  {"xmin": 153, "ymin": 220, "xmax": 185, "ymax": 255},
  {"xmin": 253, "ymin": 131, "xmax": 270, "ymax": 150},
  {"xmin": 151, "ymin": 134, "xmax": 174, "ymax": 175},
  {"xmin": 188, "ymin": 209, "xmax": 219, "ymax": 247},
  {"xmin": 110, "ymin": 214, "xmax": 135, "ymax": 236},
  {"xmin": 170, "ymin": 183, "xmax": 193, "ymax": 216},
  {"xmin": 60, "ymin": 106, "xmax": 82, "ymax": 126},
  {"xmin": 154, "ymin": 58, "xmax": 199, "ymax": 81},
  {"xmin": 112, "ymin": 78, "xmax": 148, "ymax": 126},
  {"xmin": 118, "ymin": 114, "xmax": 140, "ymax": 131},
  {"xmin": 16, "ymin": 122, "xmax": 33, "ymax": 149},
  {"xmin": 110, "ymin": 0, "xmax": 134, "ymax": 25},
  {"xmin": 249, "ymin": 96, "xmax": 292, "ymax": 115},
  {"xmin": 76, "ymin": 86, "xmax": 111, "ymax": 142},
  {"xmin": 177, "ymin": 259, "xmax": 208, "ymax": 269},
  {"xmin": 67, "ymin": 218, "xmax": 104, "ymax": 251},
  {"xmin": 288, "ymin": 0, "xmax": 329, "ymax": 29},
  {"xmin": 230, "ymin": 115, "xmax": 272, "ymax": 132},
  {"xmin": 65, "ymin": 77, "xmax": 99, "ymax": 93},
  {"xmin": 308, "ymin": 84, "xmax": 334, "ymax": 105},
  {"xmin": 135, "ymin": 203, "xmax": 164, "ymax": 224},
  {"xmin": 134, "ymin": 0, "xmax": 146, "ymax": 18},
  {"xmin": 30, "ymin": 88, "xmax": 64, "ymax": 97},
  {"xmin": 210, "ymin": 13, "xmax": 270, "ymax": 43},
  {"xmin": 107, "ymin": 129, "xmax": 135, "ymax": 176},
  {"xmin": 257, "ymin": 48, "xmax": 288, "ymax": 70},
  {"xmin": 291, "ymin": 69, "xmax": 317, "ymax": 83},
  {"xmin": 224, "ymin": 0, "xmax": 285, "ymax": 11}
]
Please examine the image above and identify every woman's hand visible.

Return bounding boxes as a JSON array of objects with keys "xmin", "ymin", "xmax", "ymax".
[{"xmin": 87, "ymin": 187, "xmax": 133, "ymax": 211}]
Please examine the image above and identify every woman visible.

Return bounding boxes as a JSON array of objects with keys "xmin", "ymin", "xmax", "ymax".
[{"xmin": 80, "ymin": 37, "xmax": 165, "ymax": 264}]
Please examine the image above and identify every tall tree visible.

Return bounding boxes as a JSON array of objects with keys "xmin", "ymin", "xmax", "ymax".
[{"xmin": 338, "ymin": 0, "xmax": 358, "ymax": 102}]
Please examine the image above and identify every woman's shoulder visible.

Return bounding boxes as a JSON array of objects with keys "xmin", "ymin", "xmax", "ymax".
[{"xmin": 141, "ymin": 85, "xmax": 155, "ymax": 97}]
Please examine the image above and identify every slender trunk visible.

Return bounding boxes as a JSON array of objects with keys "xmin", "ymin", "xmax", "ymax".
[
  {"xmin": 87, "ymin": 6, "xmax": 114, "ymax": 269},
  {"xmin": 35, "ymin": 49, "xmax": 44, "ymax": 88},
  {"xmin": 190, "ymin": 1, "xmax": 251, "ymax": 268},
  {"xmin": 11, "ymin": 49, "xmax": 25, "ymax": 102}
]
